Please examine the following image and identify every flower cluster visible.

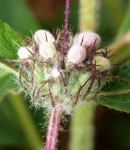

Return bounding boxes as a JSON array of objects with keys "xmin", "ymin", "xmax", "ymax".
[{"xmin": 17, "ymin": 30, "xmax": 111, "ymax": 114}]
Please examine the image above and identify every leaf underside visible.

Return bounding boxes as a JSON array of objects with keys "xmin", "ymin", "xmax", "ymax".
[
  {"xmin": 98, "ymin": 60, "xmax": 130, "ymax": 113},
  {"xmin": 0, "ymin": 91, "xmax": 43, "ymax": 149}
]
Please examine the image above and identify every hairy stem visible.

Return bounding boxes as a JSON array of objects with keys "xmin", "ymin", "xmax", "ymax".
[
  {"xmin": 70, "ymin": 101, "xmax": 95, "ymax": 150},
  {"xmin": 45, "ymin": 0, "xmax": 70, "ymax": 149},
  {"xmin": 63, "ymin": 0, "xmax": 70, "ymax": 53},
  {"xmin": 79, "ymin": 0, "xmax": 96, "ymax": 32},
  {"xmin": 45, "ymin": 107, "xmax": 61, "ymax": 150},
  {"xmin": 70, "ymin": 0, "xmax": 96, "ymax": 150}
]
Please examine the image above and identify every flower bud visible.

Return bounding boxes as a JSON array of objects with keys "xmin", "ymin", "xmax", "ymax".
[
  {"xmin": 92, "ymin": 56, "xmax": 111, "ymax": 72},
  {"xmin": 67, "ymin": 44, "xmax": 86, "ymax": 64},
  {"xmin": 17, "ymin": 47, "xmax": 33, "ymax": 59},
  {"xmin": 39, "ymin": 42, "xmax": 56, "ymax": 60},
  {"xmin": 33, "ymin": 30, "xmax": 55, "ymax": 45},
  {"xmin": 74, "ymin": 32, "xmax": 101, "ymax": 50},
  {"xmin": 51, "ymin": 67, "xmax": 60, "ymax": 78}
]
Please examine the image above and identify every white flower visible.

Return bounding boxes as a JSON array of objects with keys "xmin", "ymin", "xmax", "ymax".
[
  {"xmin": 51, "ymin": 67, "xmax": 60, "ymax": 78},
  {"xmin": 33, "ymin": 30, "xmax": 55, "ymax": 45},
  {"xmin": 67, "ymin": 44, "xmax": 86, "ymax": 64},
  {"xmin": 17, "ymin": 47, "xmax": 33, "ymax": 59},
  {"xmin": 74, "ymin": 32, "xmax": 101, "ymax": 50},
  {"xmin": 39, "ymin": 42, "xmax": 56, "ymax": 60}
]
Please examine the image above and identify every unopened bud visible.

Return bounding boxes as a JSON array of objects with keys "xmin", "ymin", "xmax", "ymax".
[
  {"xmin": 92, "ymin": 56, "xmax": 111, "ymax": 72},
  {"xmin": 51, "ymin": 67, "xmax": 60, "ymax": 78},
  {"xmin": 39, "ymin": 42, "xmax": 56, "ymax": 60},
  {"xmin": 17, "ymin": 47, "xmax": 33, "ymax": 59},
  {"xmin": 33, "ymin": 30, "xmax": 55, "ymax": 45},
  {"xmin": 74, "ymin": 32, "xmax": 101, "ymax": 50},
  {"xmin": 67, "ymin": 44, "xmax": 86, "ymax": 64}
]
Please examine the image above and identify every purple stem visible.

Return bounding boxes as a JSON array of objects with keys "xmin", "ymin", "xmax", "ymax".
[
  {"xmin": 45, "ymin": 107, "xmax": 61, "ymax": 150},
  {"xmin": 63, "ymin": 0, "xmax": 70, "ymax": 53}
]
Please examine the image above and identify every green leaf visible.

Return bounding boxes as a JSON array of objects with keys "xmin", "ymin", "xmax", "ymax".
[
  {"xmin": 98, "ymin": 94, "xmax": 130, "ymax": 113},
  {"xmin": 0, "ymin": 21, "xmax": 23, "ymax": 78},
  {"xmin": 0, "ymin": 0, "xmax": 39, "ymax": 36},
  {"xmin": 0, "ymin": 73, "xmax": 15, "ymax": 97},
  {"xmin": 0, "ymin": 91, "xmax": 43, "ymax": 150},
  {"xmin": 0, "ymin": 99, "xmax": 27, "ymax": 148},
  {"xmin": 98, "ymin": 60, "xmax": 130, "ymax": 113},
  {"xmin": 0, "ymin": 61, "xmax": 19, "ymax": 77},
  {"xmin": 0, "ymin": 21, "xmax": 24, "ymax": 59},
  {"xmin": 0, "ymin": 69, "xmax": 8, "ymax": 78}
]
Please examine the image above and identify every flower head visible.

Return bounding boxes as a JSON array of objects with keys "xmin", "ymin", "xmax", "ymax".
[{"xmin": 17, "ymin": 29, "xmax": 110, "ymax": 114}]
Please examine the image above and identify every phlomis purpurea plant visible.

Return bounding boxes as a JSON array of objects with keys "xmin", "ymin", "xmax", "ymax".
[
  {"xmin": 1, "ymin": 0, "xmax": 129, "ymax": 150},
  {"xmin": 15, "ymin": 1, "xmax": 112, "ymax": 149}
]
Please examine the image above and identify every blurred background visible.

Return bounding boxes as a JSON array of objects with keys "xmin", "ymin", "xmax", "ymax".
[{"xmin": 0, "ymin": 0, "xmax": 130, "ymax": 150}]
